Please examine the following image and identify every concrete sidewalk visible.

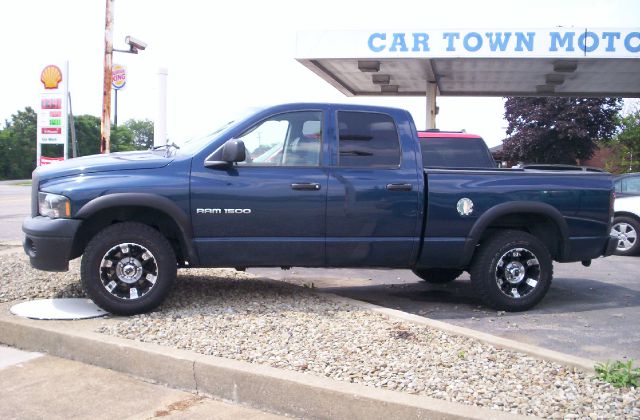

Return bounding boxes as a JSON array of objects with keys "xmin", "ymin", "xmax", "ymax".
[{"xmin": 0, "ymin": 345, "xmax": 287, "ymax": 420}]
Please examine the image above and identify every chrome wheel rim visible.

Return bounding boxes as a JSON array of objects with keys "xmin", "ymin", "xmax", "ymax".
[
  {"xmin": 611, "ymin": 223, "xmax": 637, "ymax": 252},
  {"xmin": 495, "ymin": 247, "xmax": 540, "ymax": 299},
  {"xmin": 99, "ymin": 243, "xmax": 158, "ymax": 300}
]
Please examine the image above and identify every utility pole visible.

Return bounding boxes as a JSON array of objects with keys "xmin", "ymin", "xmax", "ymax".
[{"xmin": 100, "ymin": 0, "xmax": 114, "ymax": 154}]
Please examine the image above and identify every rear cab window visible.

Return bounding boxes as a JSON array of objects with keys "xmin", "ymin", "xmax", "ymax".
[
  {"xmin": 337, "ymin": 111, "xmax": 401, "ymax": 168},
  {"xmin": 420, "ymin": 134, "xmax": 495, "ymax": 168}
]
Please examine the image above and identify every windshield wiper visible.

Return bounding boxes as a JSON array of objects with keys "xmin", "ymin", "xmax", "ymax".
[
  {"xmin": 152, "ymin": 142, "xmax": 180, "ymax": 150},
  {"xmin": 151, "ymin": 142, "xmax": 180, "ymax": 157}
]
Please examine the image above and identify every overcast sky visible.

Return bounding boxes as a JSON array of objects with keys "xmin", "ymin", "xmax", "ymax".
[{"xmin": 1, "ymin": 0, "xmax": 638, "ymax": 147}]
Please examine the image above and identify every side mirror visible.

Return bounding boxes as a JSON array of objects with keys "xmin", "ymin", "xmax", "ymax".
[{"xmin": 205, "ymin": 140, "xmax": 247, "ymax": 168}]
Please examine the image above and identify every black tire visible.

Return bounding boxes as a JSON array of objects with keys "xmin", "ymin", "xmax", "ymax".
[
  {"xmin": 611, "ymin": 216, "xmax": 640, "ymax": 256},
  {"xmin": 81, "ymin": 222, "xmax": 176, "ymax": 315},
  {"xmin": 412, "ymin": 268, "xmax": 463, "ymax": 284},
  {"xmin": 470, "ymin": 230, "xmax": 552, "ymax": 312}
]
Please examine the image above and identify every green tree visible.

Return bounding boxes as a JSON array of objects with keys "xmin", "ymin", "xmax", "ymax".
[
  {"xmin": 111, "ymin": 125, "xmax": 136, "ymax": 152},
  {"xmin": 502, "ymin": 97, "xmax": 622, "ymax": 164},
  {"xmin": 0, "ymin": 107, "xmax": 37, "ymax": 179},
  {"xmin": 74, "ymin": 114, "xmax": 101, "ymax": 156},
  {"xmin": 124, "ymin": 119, "xmax": 154, "ymax": 149},
  {"xmin": 614, "ymin": 108, "xmax": 640, "ymax": 173},
  {"xmin": 73, "ymin": 115, "xmax": 138, "ymax": 155}
]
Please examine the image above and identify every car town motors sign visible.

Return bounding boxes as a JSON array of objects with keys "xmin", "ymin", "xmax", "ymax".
[{"xmin": 297, "ymin": 28, "xmax": 640, "ymax": 58}]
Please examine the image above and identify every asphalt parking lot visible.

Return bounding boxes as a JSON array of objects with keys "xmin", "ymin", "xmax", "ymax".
[
  {"xmin": 0, "ymin": 182, "xmax": 30, "ymax": 242},
  {"xmin": 2, "ymin": 182, "xmax": 638, "ymax": 363}
]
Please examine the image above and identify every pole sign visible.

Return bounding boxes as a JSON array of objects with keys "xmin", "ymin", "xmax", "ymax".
[
  {"xmin": 296, "ymin": 28, "xmax": 640, "ymax": 58},
  {"xmin": 112, "ymin": 64, "xmax": 126, "ymax": 90},
  {"xmin": 37, "ymin": 62, "xmax": 68, "ymax": 165}
]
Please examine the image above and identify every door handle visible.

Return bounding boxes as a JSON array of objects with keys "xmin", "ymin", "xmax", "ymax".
[
  {"xmin": 386, "ymin": 183, "xmax": 413, "ymax": 192},
  {"xmin": 291, "ymin": 183, "xmax": 321, "ymax": 191}
]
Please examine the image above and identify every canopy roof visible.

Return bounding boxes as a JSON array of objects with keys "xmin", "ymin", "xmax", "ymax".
[{"xmin": 296, "ymin": 29, "xmax": 640, "ymax": 97}]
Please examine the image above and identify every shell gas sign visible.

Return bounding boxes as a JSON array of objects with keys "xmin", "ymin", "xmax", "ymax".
[
  {"xmin": 37, "ymin": 62, "xmax": 68, "ymax": 165},
  {"xmin": 41, "ymin": 65, "xmax": 63, "ymax": 89}
]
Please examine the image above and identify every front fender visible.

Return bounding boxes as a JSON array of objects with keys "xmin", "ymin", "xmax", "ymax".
[{"xmin": 75, "ymin": 193, "xmax": 199, "ymax": 265}]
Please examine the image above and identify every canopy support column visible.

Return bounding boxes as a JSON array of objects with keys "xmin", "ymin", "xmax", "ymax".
[{"xmin": 426, "ymin": 82, "xmax": 437, "ymax": 129}]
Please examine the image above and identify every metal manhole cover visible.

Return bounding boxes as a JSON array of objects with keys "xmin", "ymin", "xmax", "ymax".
[{"xmin": 10, "ymin": 298, "xmax": 108, "ymax": 320}]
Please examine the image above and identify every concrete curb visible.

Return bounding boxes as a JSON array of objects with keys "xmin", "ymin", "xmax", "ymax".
[
  {"xmin": 321, "ymin": 293, "xmax": 597, "ymax": 373},
  {"xmin": 0, "ymin": 303, "xmax": 531, "ymax": 420}
]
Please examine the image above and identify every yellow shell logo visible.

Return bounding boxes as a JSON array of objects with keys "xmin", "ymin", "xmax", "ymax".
[{"xmin": 41, "ymin": 65, "xmax": 63, "ymax": 89}]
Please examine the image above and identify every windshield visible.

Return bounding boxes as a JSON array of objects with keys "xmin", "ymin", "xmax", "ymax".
[{"xmin": 176, "ymin": 107, "xmax": 265, "ymax": 154}]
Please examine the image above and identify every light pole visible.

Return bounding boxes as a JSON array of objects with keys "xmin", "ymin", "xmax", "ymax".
[{"xmin": 100, "ymin": 0, "xmax": 147, "ymax": 154}]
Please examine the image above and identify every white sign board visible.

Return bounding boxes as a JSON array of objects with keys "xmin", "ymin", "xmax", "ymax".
[
  {"xmin": 37, "ymin": 62, "xmax": 68, "ymax": 165},
  {"xmin": 297, "ymin": 28, "xmax": 640, "ymax": 59}
]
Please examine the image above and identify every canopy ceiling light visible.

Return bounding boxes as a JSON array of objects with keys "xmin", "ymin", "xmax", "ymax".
[
  {"xmin": 358, "ymin": 60, "xmax": 380, "ymax": 72},
  {"xmin": 372, "ymin": 74, "xmax": 391, "ymax": 84},
  {"xmin": 545, "ymin": 74, "xmax": 566, "ymax": 85},
  {"xmin": 553, "ymin": 60, "xmax": 578, "ymax": 73}
]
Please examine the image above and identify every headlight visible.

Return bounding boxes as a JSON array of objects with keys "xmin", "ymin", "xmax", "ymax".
[{"xmin": 38, "ymin": 192, "xmax": 71, "ymax": 218}]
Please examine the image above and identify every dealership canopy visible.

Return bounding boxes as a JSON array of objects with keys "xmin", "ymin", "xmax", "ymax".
[{"xmin": 296, "ymin": 28, "xmax": 640, "ymax": 126}]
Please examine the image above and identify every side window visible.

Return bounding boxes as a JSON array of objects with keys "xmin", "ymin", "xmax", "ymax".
[
  {"xmin": 337, "ymin": 112, "xmax": 401, "ymax": 168},
  {"xmin": 624, "ymin": 176, "xmax": 640, "ymax": 194},
  {"xmin": 615, "ymin": 179, "xmax": 622, "ymax": 193},
  {"xmin": 236, "ymin": 111, "xmax": 322, "ymax": 166}
]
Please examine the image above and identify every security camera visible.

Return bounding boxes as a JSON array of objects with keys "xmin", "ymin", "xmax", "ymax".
[{"xmin": 125, "ymin": 36, "xmax": 147, "ymax": 53}]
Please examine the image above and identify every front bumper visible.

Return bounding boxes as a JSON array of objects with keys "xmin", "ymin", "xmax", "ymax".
[{"xmin": 22, "ymin": 216, "xmax": 82, "ymax": 272}]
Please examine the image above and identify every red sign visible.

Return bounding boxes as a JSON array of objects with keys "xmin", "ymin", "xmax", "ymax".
[
  {"xmin": 40, "ymin": 156, "xmax": 65, "ymax": 165},
  {"xmin": 41, "ymin": 98, "xmax": 62, "ymax": 109},
  {"xmin": 42, "ymin": 127, "xmax": 62, "ymax": 134}
]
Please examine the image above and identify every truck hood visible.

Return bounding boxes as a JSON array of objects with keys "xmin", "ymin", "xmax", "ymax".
[{"xmin": 35, "ymin": 150, "xmax": 174, "ymax": 181}]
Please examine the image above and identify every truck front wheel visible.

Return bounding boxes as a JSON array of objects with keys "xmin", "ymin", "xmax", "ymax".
[
  {"xmin": 470, "ymin": 230, "xmax": 552, "ymax": 312},
  {"xmin": 412, "ymin": 268, "xmax": 463, "ymax": 284},
  {"xmin": 81, "ymin": 222, "xmax": 176, "ymax": 315}
]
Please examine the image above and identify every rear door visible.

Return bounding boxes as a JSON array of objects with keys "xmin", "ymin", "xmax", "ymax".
[{"xmin": 326, "ymin": 110, "xmax": 421, "ymax": 267}]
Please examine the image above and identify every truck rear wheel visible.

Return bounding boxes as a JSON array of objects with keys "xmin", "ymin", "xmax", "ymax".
[
  {"xmin": 412, "ymin": 268, "xmax": 463, "ymax": 284},
  {"xmin": 81, "ymin": 222, "xmax": 176, "ymax": 315},
  {"xmin": 470, "ymin": 230, "xmax": 552, "ymax": 312}
]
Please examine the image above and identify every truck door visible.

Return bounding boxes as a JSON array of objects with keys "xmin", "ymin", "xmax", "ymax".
[
  {"xmin": 326, "ymin": 110, "xmax": 421, "ymax": 267},
  {"xmin": 190, "ymin": 110, "xmax": 328, "ymax": 267}
]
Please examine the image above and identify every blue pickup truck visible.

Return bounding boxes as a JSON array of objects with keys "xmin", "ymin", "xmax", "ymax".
[{"xmin": 23, "ymin": 103, "xmax": 617, "ymax": 315}]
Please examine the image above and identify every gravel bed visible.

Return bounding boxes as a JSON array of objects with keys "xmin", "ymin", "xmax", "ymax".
[
  {"xmin": 0, "ymin": 255, "xmax": 85, "ymax": 303},
  {"xmin": 94, "ymin": 269, "xmax": 638, "ymax": 419},
  {"xmin": 1, "ymin": 253, "xmax": 638, "ymax": 418}
]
